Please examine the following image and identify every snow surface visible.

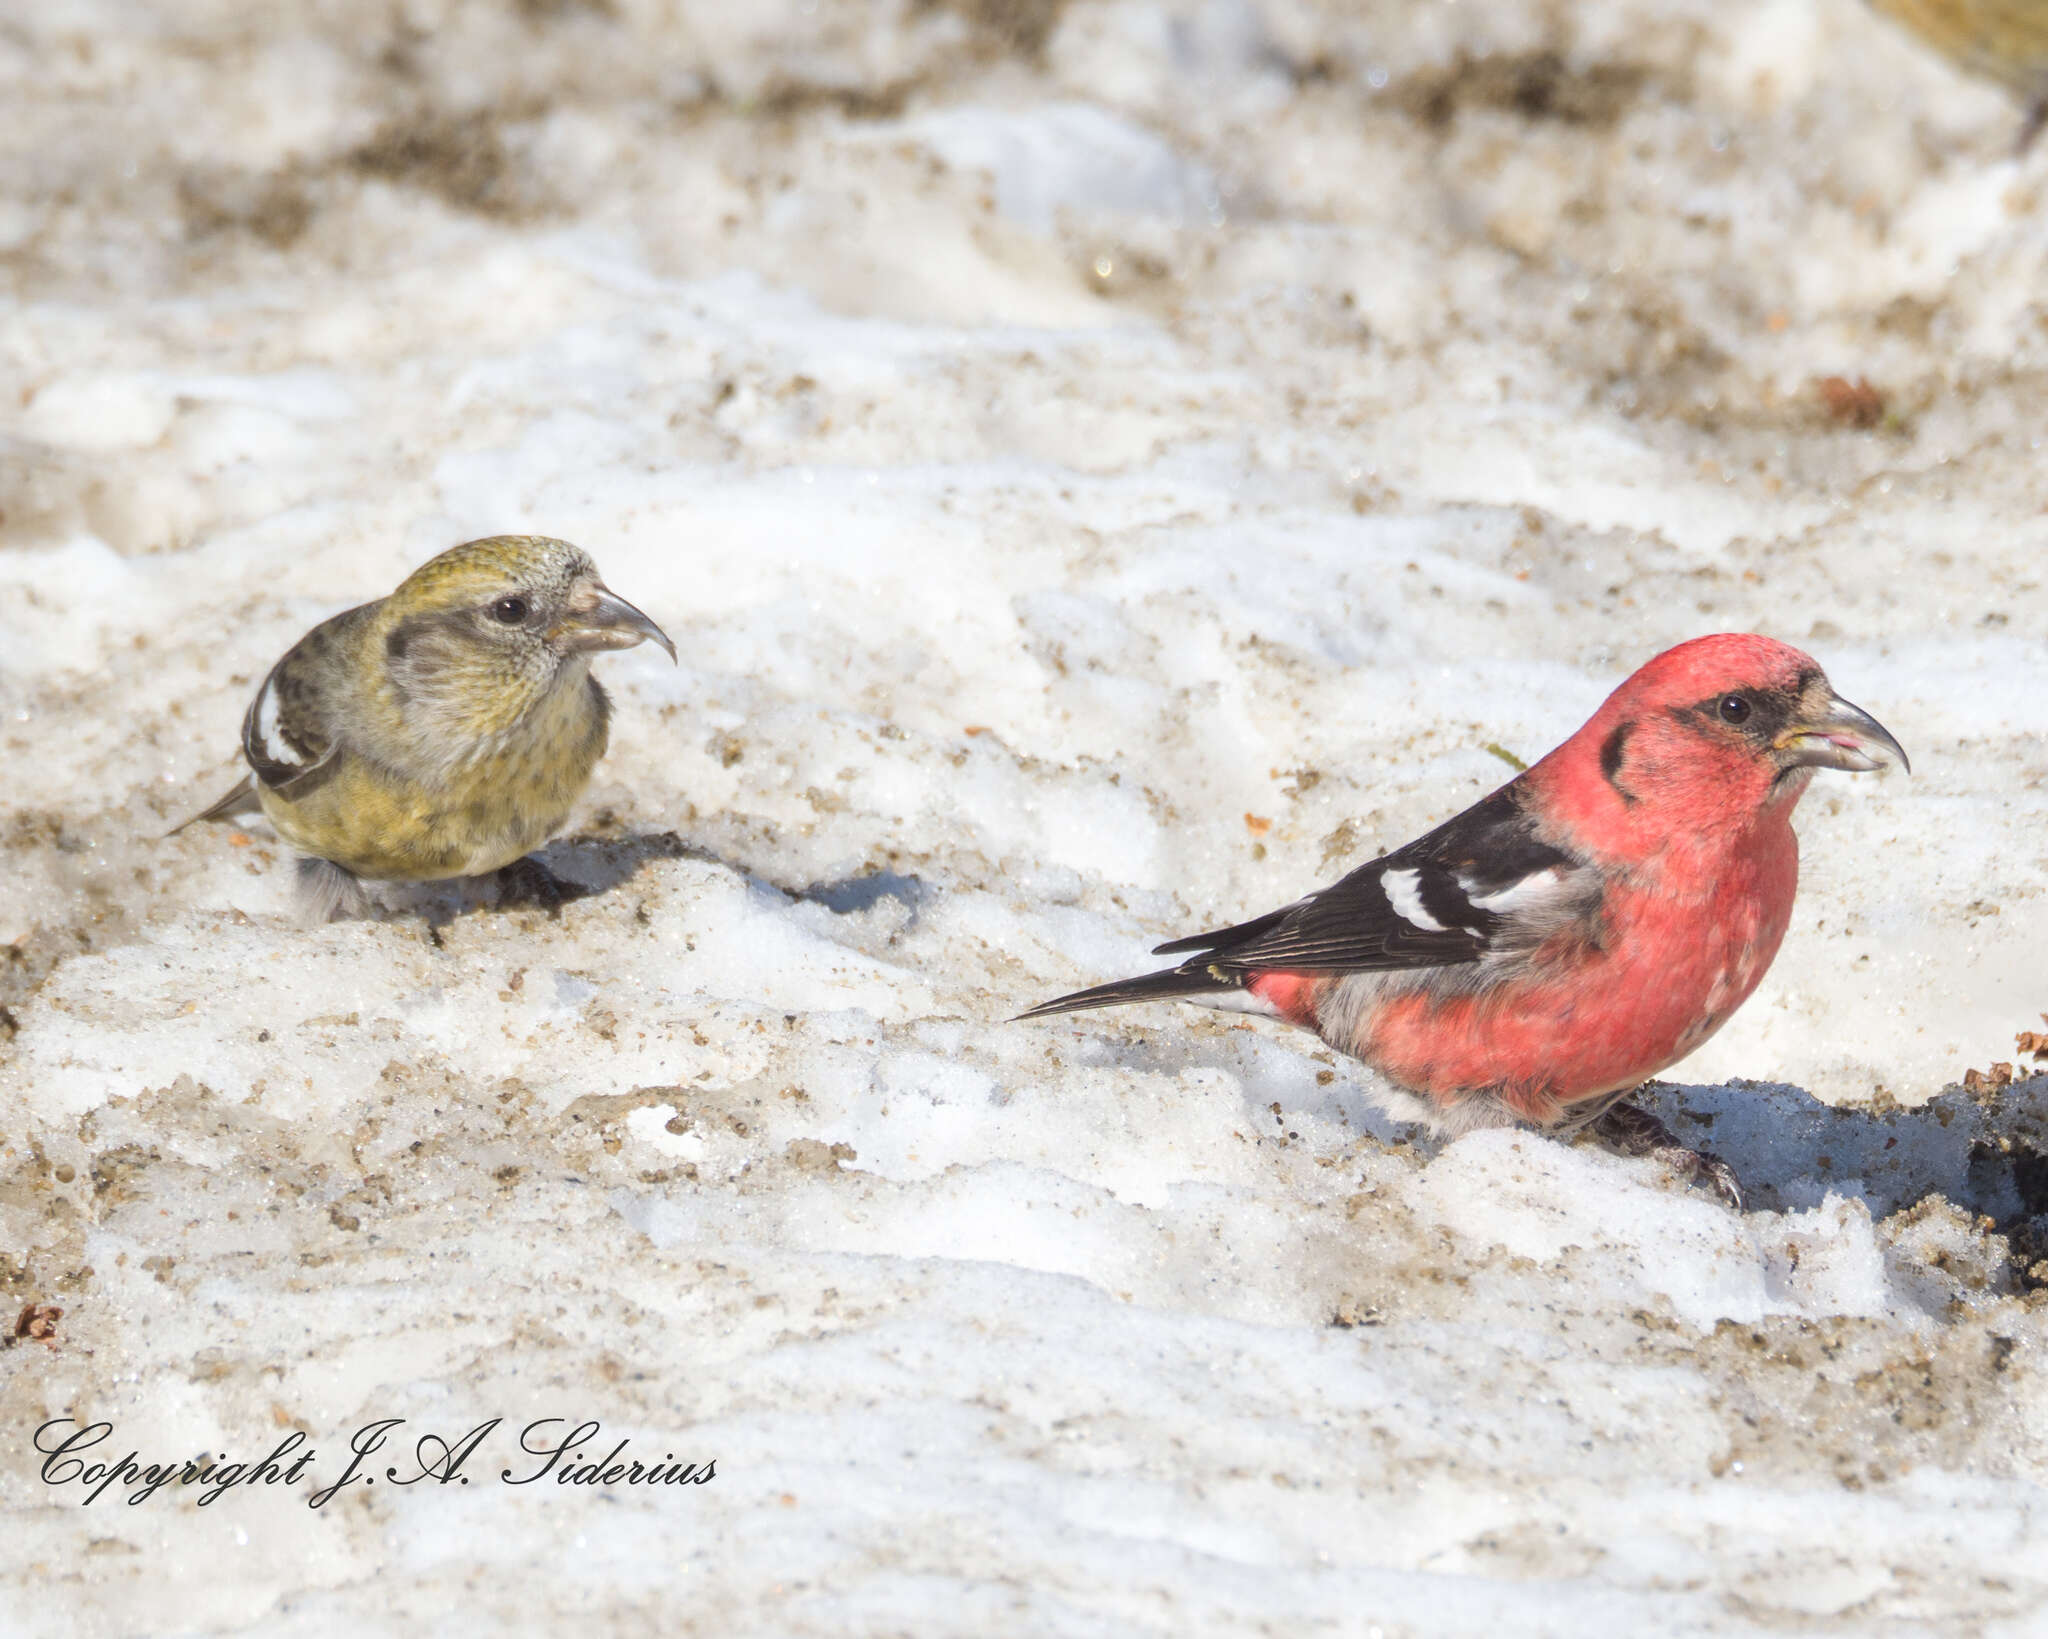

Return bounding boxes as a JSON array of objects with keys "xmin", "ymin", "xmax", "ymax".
[{"xmin": 4, "ymin": 0, "xmax": 2048, "ymax": 1632}]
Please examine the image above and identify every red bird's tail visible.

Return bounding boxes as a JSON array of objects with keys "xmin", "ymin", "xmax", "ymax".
[{"xmin": 1013, "ymin": 965, "xmax": 1241, "ymax": 1021}]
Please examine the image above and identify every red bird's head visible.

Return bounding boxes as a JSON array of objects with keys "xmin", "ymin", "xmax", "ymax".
[{"xmin": 1533, "ymin": 633, "xmax": 1909, "ymax": 864}]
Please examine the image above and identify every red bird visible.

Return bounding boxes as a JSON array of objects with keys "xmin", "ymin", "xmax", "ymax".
[{"xmin": 1020, "ymin": 634, "xmax": 1908, "ymax": 1207}]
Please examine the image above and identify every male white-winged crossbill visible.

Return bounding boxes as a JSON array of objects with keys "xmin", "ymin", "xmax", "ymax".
[
  {"xmin": 1867, "ymin": 0, "xmax": 2048, "ymax": 147},
  {"xmin": 175, "ymin": 535, "xmax": 674, "ymax": 918},
  {"xmin": 1021, "ymin": 634, "xmax": 1909, "ymax": 1208}
]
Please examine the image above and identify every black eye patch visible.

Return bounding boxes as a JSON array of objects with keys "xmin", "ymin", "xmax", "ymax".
[{"xmin": 1679, "ymin": 688, "xmax": 1793, "ymax": 740}]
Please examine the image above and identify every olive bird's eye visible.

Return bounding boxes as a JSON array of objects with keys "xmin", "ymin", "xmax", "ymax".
[
  {"xmin": 1718, "ymin": 694, "xmax": 1752, "ymax": 724},
  {"xmin": 491, "ymin": 596, "xmax": 530, "ymax": 625}
]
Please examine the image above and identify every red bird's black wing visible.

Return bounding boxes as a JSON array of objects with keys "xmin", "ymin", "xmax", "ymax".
[{"xmin": 1018, "ymin": 782, "xmax": 1598, "ymax": 1020}]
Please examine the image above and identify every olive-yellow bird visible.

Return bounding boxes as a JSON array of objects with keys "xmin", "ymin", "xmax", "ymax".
[{"xmin": 177, "ymin": 535, "xmax": 674, "ymax": 917}]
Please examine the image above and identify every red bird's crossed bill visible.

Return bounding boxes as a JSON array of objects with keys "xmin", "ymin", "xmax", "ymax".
[{"xmin": 1020, "ymin": 633, "xmax": 1910, "ymax": 1209}]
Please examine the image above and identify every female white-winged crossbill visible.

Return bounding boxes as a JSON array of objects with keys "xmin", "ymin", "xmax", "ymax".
[
  {"xmin": 1021, "ymin": 634, "xmax": 1910, "ymax": 1208},
  {"xmin": 175, "ymin": 534, "xmax": 674, "ymax": 918},
  {"xmin": 1867, "ymin": 0, "xmax": 2048, "ymax": 147}
]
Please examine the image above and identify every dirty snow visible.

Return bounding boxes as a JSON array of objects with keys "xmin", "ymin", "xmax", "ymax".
[{"xmin": 4, "ymin": 0, "xmax": 2048, "ymax": 1633}]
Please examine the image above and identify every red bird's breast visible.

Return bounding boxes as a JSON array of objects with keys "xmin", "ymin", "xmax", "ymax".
[{"xmin": 1330, "ymin": 828, "xmax": 1801, "ymax": 1127}]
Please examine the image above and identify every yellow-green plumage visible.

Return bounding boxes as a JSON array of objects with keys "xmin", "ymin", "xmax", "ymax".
[
  {"xmin": 1868, "ymin": 0, "xmax": 2048, "ymax": 142},
  {"xmin": 179, "ymin": 535, "xmax": 674, "ymax": 910},
  {"xmin": 254, "ymin": 642, "xmax": 610, "ymax": 882}
]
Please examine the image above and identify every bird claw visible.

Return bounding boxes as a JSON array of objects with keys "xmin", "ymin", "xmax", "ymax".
[
  {"xmin": 1654, "ymin": 1144, "xmax": 1745, "ymax": 1213},
  {"xmin": 294, "ymin": 856, "xmax": 369, "ymax": 924},
  {"xmin": 495, "ymin": 856, "xmax": 584, "ymax": 918},
  {"xmin": 1589, "ymin": 1099, "xmax": 1745, "ymax": 1212}
]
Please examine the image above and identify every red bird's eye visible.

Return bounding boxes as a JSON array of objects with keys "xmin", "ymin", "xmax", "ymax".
[{"xmin": 1718, "ymin": 694, "xmax": 1751, "ymax": 724}]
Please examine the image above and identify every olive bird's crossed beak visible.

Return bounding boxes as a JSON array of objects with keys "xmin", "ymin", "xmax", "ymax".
[
  {"xmin": 556, "ymin": 580, "xmax": 677, "ymax": 662},
  {"xmin": 1776, "ymin": 692, "xmax": 1909, "ymax": 774}
]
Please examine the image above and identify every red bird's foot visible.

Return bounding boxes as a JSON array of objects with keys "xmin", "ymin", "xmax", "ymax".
[{"xmin": 1590, "ymin": 1100, "xmax": 1745, "ymax": 1213}]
